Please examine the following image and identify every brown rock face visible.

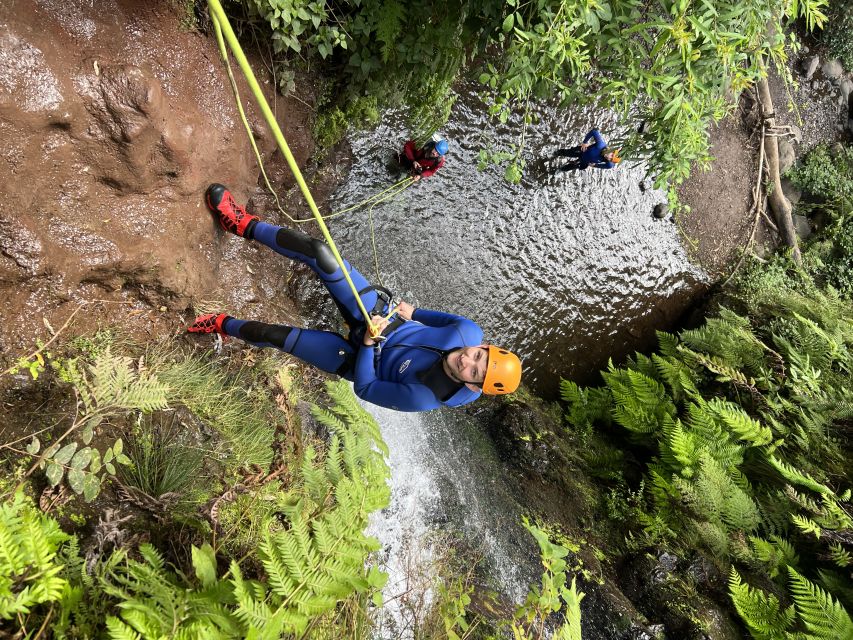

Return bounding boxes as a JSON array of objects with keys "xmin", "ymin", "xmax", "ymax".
[{"xmin": 0, "ymin": 0, "xmax": 316, "ymax": 362}]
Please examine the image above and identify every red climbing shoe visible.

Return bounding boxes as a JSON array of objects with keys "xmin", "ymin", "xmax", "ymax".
[
  {"xmin": 187, "ymin": 313, "xmax": 228, "ymax": 334},
  {"xmin": 205, "ymin": 184, "xmax": 259, "ymax": 238}
]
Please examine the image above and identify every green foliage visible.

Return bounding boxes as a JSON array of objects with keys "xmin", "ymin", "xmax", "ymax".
[
  {"xmin": 241, "ymin": 0, "xmax": 829, "ymax": 188},
  {"xmin": 729, "ymin": 567, "xmax": 795, "ymax": 639},
  {"xmin": 787, "ymin": 566, "xmax": 853, "ymax": 639},
  {"xmin": 119, "ymin": 412, "xmax": 206, "ymax": 503},
  {"xmin": 506, "ymin": 520, "xmax": 585, "ymax": 640},
  {"xmin": 819, "ymin": 0, "xmax": 853, "ymax": 70},
  {"xmin": 0, "ymin": 492, "xmax": 71, "ymax": 622},
  {"xmin": 479, "ymin": 0, "xmax": 826, "ymax": 188},
  {"xmin": 313, "ymin": 94, "xmax": 379, "ymax": 149},
  {"xmin": 152, "ymin": 351, "xmax": 278, "ymax": 469},
  {"xmin": 788, "ymin": 144, "xmax": 853, "ymax": 297},
  {"xmin": 564, "ymin": 266, "xmax": 853, "ymax": 634},
  {"xmin": 18, "ymin": 348, "xmax": 167, "ymax": 502},
  {"xmin": 0, "ymin": 378, "xmax": 592, "ymax": 638},
  {"xmin": 601, "ymin": 365, "xmax": 676, "ymax": 435}
]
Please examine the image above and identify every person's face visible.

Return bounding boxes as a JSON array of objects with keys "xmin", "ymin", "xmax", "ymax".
[
  {"xmin": 444, "ymin": 346, "xmax": 489, "ymax": 386},
  {"xmin": 604, "ymin": 151, "xmax": 615, "ymax": 162},
  {"xmin": 429, "ymin": 148, "xmax": 440, "ymax": 158}
]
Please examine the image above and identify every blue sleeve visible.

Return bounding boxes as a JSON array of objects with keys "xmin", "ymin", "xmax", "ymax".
[
  {"xmin": 584, "ymin": 129, "xmax": 605, "ymax": 147},
  {"xmin": 593, "ymin": 160, "xmax": 615, "ymax": 169},
  {"xmin": 411, "ymin": 308, "xmax": 466, "ymax": 327},
  {"xmin": 353, "ymin": 346, "xmax": 441, "ymax": 411},
  {"xmin": 411, "ymin": 309, "xmax": 484, "ymax": 347}
]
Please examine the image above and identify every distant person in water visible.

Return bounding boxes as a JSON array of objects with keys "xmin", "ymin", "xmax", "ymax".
[
  {"xmin": 187, "ymin": 184, "xmax": 522, "ymax": 412},
  {"xmin": 399, "ymin": 137, "xmax": 448, "ymax": 181},
  {"xmin": 555, "ymin": 128, "xmax": 621, "ymax": 171}
]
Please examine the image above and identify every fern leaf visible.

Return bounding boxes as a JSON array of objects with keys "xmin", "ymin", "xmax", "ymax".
[
  {"xmin": 768, "ymin": 456, "xmax": 833, "ymax": 496},
  {"xmin": 792, "ymin": 514, "xmax": 822, "ymax": 539},
  {"xmin": 729, "ymin": 568, "xmax": 795, "ymax": 639},
  {"xmin": 788, "ymin": 566, "xmax": 853, "ymax": 639}
]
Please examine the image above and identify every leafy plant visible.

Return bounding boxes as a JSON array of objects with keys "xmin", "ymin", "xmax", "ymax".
[
  {"xmin": 0, "ymin": 492, "xmax": 72, "ymax": 623},
  {"xmin": 28, "ymin": 436, "xmax": 129, "ymax": 503},
  {"xmin": 729, "ymin": 566, "xmax": 853, "ymax": 640},
  {"xmin": 118, "ymin": 412, "xmax": 205, "ymax": 503},
  {"xmin": 506, "ymin": 519, "xmax": 585, "ymax": 640},
  {"xmin": 819, "ymin": 0, "xmax": 853, "ymax": 69},
  {"xmin": 151, "ymin": 350, "xmax": 277, "ymax": 469},
  {"xmin": 562, "ymin": 266, "xmax": 853, "ymax": 634}
]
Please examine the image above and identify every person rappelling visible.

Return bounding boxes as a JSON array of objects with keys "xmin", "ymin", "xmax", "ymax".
[
  {"xmin": 554, "ymin": 128, "xmax": 621, "ymax": 171},
  {"xmin": 188, "ymin": 184, "xmax": 522, "ymax": 412},
  {"xmin": 398, "ymin": 137, "xmax": 448, "ymax": 181}
]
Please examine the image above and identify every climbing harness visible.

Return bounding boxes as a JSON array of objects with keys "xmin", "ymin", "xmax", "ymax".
[{"xmin": 207, "ymin": 0, "xmax": 408, "ymax": 334}]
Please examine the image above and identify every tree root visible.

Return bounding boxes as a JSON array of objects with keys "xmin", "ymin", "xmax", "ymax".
[{"xmin": 756, "ymin": 76, "xmax": 802, "ymax": 264}]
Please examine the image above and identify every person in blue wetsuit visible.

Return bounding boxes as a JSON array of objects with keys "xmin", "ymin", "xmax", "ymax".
[
  {"xmin": 555, "ymin": 128, "xmax": 621, "ymax": 171},
  {"xmin": 187, "ymin": 184, "xmax": 523, "ymax": 412}
]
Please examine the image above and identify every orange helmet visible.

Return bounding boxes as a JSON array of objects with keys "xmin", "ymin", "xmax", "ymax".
[
  {"xmin": 482, "ymin": 346, "xmax": 522, "ymax": 395},
  {"xmin": 610, "ymin": 149, "xmax": 622, "ymax": 163}
]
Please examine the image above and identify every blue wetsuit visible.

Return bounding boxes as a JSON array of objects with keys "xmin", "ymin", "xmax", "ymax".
[
  {"xmin": 556, "ymin": 129, "xmax": 615, "ymax": 170},
  {"xmin": 221, "ymin": 221, "xmax": 483, "ymax": 412}
]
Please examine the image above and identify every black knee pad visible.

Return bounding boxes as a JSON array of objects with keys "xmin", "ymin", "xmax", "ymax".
[
  {"xmin": 275, "ymin": 229, "xmax": 339, "ymax": 275},
  {"xmin": 238, "ymin": 321, "xmax": 293, "ymax": 349},
  {"xmin": 310, "ymin": 238, "xmax": 339, "ymax": 274}
]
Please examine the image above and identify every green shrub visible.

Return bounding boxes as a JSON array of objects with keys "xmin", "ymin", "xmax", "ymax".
[
  {"xmin": 314, "ymin": 94, "xmax": 380, "ymax": 149},
  {"xmin": 119, "ymin": 411, "xmax": 206, "ymax": 505},
  {"xmin": 820, "ymin": 0, "xmax": 853, "ymax": 69},
  {"xmin": 788, "ymin": 144, "xmax": 853, "ymax": 297},
  {"xmin": 788, "ymin": 144, "xmax": 853, "ymax": 223},
  {"xmin": 0, "ymin": 492, "xmax": 72, "ymax": 623}
]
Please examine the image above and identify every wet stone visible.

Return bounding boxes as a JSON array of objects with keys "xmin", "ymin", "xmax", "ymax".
[
  {"xmin": 821, "ymin": 58, "xmax": 845, "ymax": 82},
  {"xmin": 653, "ymin": 203, "xmax": 668, "ymax": 219},
  {"xmin": 803, "ymin": 55, "xmax": 820, "ymax": 80},
  {"xmin": 778, "ymin": 139, "xmax": 796, "ymax": 174},
  {"xmin": 840, "ymin": 78, "xmax": 853, "ymax": 105},
  {"xmin": 793, "ymin": 214, "xmax": 812, "ymax": 240},
  {"xmin": 781, "ymin": 177, "xmax": 802, "ymax": 205},
  {"xmin": 790, "ymin": 124, "xmax": 803, "ymax": 144}
]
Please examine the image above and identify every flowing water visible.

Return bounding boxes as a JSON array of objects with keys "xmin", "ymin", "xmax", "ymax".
[{"xmin": 300, "ymin": 82, "xmax": 708, "ymax": 637}]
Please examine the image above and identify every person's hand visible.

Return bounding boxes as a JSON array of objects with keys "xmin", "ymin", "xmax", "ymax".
[
  {"xmin": 395, "ymin": 301, "xmax": 415, "ymax": 320},
  {"xmin": 413, "ymin": 161, "xmax": 421, "ymax": 170},
  {"xmin": 580, "ymin": 142, "xmax": 591, "ymax": 151},
  {"xmin": 412, "ymin": 174, "xmax": 421, "ymax": 182},
  {"xmin": 363, "ymin": 315, "xmax": 390, "ymax": 346}
]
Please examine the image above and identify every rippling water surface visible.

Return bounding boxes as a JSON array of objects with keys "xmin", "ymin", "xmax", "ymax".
[{"xmin": 324, "ymin": 83, "xmax": 706, "ymax": 396}]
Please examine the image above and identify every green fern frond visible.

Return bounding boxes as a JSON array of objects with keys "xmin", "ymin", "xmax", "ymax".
[
  {"xmin": 375, "ymin": 0, "xmax": 405, "ymax": 62},
  {"xmin": 788, "ymin": 566, "xmax": 853, "ymax": 639},
  {"xmin": 652, "ymin": 353, "xmax": 699, "ymax": 404},
  {"xmin": 0, "ymin": 492, "xmax": 71, "ymax": 620},
  {"xmin": 89, "ymin": 348, "xmax": 169, "ymax": 413},
  {"xmin": 729, "ymin": 568, "xmax": 795, "ymax": 639},
  {"xmin": 603, "ymin": 367, "xmax": 675, "ymax": 434},
  {"xmin": 660, "ymin": 417, "xmax": 699, "ymax": 477},
  {"xmin": 791, "ymin": 514, "xmax": 822, "ymax": 539},
  {"xmin": 706, "ymin": 398, "xmax": 773, "ymax": 446},
  {"xmin": 768, "ymin": 456, "xmax": 833, "ymax": 496},
  {"xmin": 828, "ymin": 543, "xmax": 852, "ymax": 568}
]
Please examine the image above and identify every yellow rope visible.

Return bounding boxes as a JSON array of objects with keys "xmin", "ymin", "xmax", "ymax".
[
  {"xmin": 213, "ymin": 12, "xmax": 414, "ymax": 225},
  {"xmin": 208, "ymin": 0, "xmax": 400, "ymax": 331}
]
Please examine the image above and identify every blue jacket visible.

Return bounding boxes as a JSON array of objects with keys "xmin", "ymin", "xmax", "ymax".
[
  {"xmin": 582, "ymin": 129, "xmax": 615, "ymax": 169},
  {"xmin": 353, "ymin": 308, "xmax": 483, "ymax": 412}
]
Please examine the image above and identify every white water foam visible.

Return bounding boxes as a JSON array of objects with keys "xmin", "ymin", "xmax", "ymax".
[{"xmin": 364, "ymin": 402, "xmax": 441, "ymax": 638}]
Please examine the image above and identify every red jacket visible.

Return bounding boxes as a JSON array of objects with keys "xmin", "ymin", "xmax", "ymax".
[{"xmin": 402, "ymin": 140, "xmax": 445, "ymax": 179}]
